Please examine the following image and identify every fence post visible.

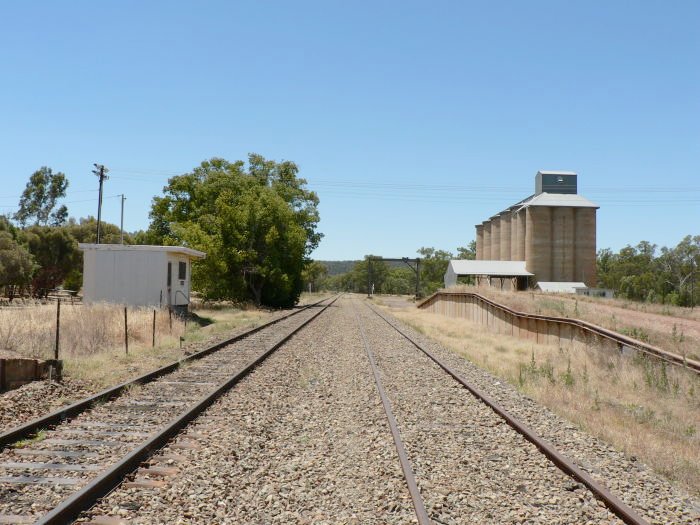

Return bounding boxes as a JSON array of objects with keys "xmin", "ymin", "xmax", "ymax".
[
  {"xmin": 169, "ymin": 308, "xmax": 172, "ymax": 333},
  {"xmin": 152, "ymin": 309, "xmax": 156, "ymax": 348},
  {"xmin": 54, "ymin": 299, "xmax": 61, "ymax": 360},
  {"xmin": 124, "ymin": 306, "xmax": 129, "ymax": 355}
]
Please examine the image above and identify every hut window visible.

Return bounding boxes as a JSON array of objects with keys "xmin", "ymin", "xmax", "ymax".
[{"xmin": 178, "ymin": 261, "xmax": 187, "ymax": 280}]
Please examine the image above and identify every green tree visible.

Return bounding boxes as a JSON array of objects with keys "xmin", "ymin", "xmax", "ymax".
[
  {"xmin": 596, "ymin": 237, "xmax": 700, "ymax": 306},
  {"xmin": 65, "ymin": 216, "xmax": 129, "ymax": 245},
  {"xmin": 417, "ymin": 247, "xmax": 453, "ymax": 295},
  {"xmin": 302, "ymin": 261, "xmax": 328, "ymax": 292},
  {"xmin": 22, "ymin": 226, "xmax": 79, "ymax": 296},
  {"xmin": 456, "ymin": 241, "xmax": 477, "ymax": 260},
  {"xmin": 0, "ymin": 232, "xmax": 36, "ymax": 301},
  {"xmin": 349, "ymin": 256, "xmax": 390, "ymax": 294},
  {"xmin": 131, "ymin": 229, "xmax": 159, "ymax": 245},
  {"xmin": 0, "ymin": 215, "xmax": 18, "ymax": 236},
  {"xmin": 14, "ymin": 167, "xmax": 69, "ymax": 226},
  {"xmin": 658, "ymin": 235, "xmax": 700, "ymax": 306},
  {"xmin": 597, "ymin": 242, "xmax": 660, "ymax": 301},
  {"xmin": 148, "ymin": 155, "xmax": 321, "ymax": 307},
  {"xmin": 383, "ymin": 267, "xmax": 415, "ymax": 295}
]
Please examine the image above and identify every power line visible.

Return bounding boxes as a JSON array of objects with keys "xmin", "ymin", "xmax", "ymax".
[
  {"xmin": 0, "ymin": 194, "xmax": 121, "ymax": 210},
  {"xmin": 0, "ymin": 189, "xmax": 99, "ymax": 200}
]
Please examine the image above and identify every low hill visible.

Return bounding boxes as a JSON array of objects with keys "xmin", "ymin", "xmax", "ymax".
[
  {"xmin": 318, "ymin": 259, "xmax": 415, "ymax": 276},
  {"xmin": 318, "ymin": 261, "xmax": 358, "ymax": 276}
]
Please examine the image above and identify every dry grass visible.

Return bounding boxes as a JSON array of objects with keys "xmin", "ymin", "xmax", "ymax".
[
  {"xmin": 380, "ymin": 303, "xmax": 700, "ymax": 499},
  {"xmin": 0, "ymin": 303, "xmax": 188, "ymax": 360},
  {"xmin": 451, "ymin": 285, "xmax": 700, "ymax": 361},
  {"xmin": 0, "ymin": 303, "xmax": 274, "ymax": 388}
]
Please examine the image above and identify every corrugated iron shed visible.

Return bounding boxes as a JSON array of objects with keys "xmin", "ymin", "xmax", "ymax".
[{"xmin": 444, "ymin": 260, "xmax": 533, "ymax": 288}]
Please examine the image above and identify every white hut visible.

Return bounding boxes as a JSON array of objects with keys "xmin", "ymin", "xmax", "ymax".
[{"xmin": 78, "ymin": 244, "xmax": 206, "ymax": 309}]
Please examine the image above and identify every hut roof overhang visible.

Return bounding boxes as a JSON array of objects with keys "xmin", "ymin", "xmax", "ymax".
[{"xmin": 78, "ymin": 244, "xmax": 206, "ymax": 259}]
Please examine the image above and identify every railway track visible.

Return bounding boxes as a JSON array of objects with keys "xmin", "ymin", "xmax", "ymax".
[
  {"xmin": 0, "ymin": 295, "xmax": 339, "ymax": 525},
  {"xmin": 354, "ymin": 298, "xmax": 652, "ymax": 525}
]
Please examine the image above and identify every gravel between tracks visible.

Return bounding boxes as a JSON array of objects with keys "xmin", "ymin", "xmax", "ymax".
[{"xmin": 373, "ymin": 301, "xmax": 700, "ymax": 525}]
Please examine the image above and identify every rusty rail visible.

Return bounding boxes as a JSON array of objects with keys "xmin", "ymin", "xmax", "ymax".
[
  {"xmin": 368, "ymin": 302, "xmax": 652, "ymax": 525},
  {"xmin": 351, "ymin": 302, "xmax": 431, "ymax": 525},
  {"xmin": 417, "ymin": 291, "xmax": 700, "ymax": 375}
]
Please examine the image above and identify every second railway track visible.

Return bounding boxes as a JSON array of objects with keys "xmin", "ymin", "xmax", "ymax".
[{"xmin": 354, "ymin": 299, "xmax": 651, "ymax": 525}]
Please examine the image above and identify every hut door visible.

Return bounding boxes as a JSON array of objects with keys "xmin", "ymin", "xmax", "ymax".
[{"xmin": 167, "ymin": 262, "xmax": 172, "ymax": 305}]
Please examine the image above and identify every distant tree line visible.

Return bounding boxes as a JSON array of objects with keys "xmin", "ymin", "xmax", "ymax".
[
  {"xmin": 313, "ymin": 243, "xmax": 476, "ymax": 297},
  {"xmin": 597, "ymin": 237, "xmax": 699, "ymax": 306},
  {"xmin": 1, "ymin": 155, "xmax": 322, "ymax": 308},
  {"xmin": 312, "ymin": 236, "xmax": 699, "ymax": 308}
]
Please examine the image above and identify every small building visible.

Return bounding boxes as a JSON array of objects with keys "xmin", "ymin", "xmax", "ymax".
[
  {"xmin": 444, "ymin": 260, "xmax": 533, "ymax": 290},
  {"xmin": 78, "ymin": 244, "xmax": 206, "ymax": 309},
  {"xmin": 536, "ymin": 281, "xmax": 587, "ymax": 294},
  {"xmin": 575, "ymin": 287, "xmax": 615, "ymax": 299}
]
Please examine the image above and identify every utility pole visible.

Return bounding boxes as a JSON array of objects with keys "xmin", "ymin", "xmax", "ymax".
[
  {"xmin": 93, "ymin": 164, "xmax": 109, "ymax": 244},
  {"xmin": 367, "ymin": 257, "xmax": 373, "ymax": 298},
  {"xmin": 120, "ymin": 194, "xmax": 126, "ymax": 244}
]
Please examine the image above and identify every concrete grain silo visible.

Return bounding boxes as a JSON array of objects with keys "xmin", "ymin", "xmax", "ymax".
[
  {"xmin": 491, "ymin": 215, "xmax": 501, "ymax": 261},
  {"xmin": 574, "ymin": 207, "xmax": 597, "ymax": 285},
  {"xmin": 500, "ymin": 212, "xmax": 511, "ymax": 260},
  {"xmin": 465, "ymin": 171, "xmax": 598, "ymax": 289},
  {"xmin": 475, "ymin": 224, "xmax": 484, "ymax": 260},
  {"xmin": 482, "ymin": 221, "xmax": 492, "ymax": 260}
]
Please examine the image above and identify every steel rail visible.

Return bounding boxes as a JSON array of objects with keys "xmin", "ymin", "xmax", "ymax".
[
  {"xmin": 418, "ymin": 291, "xmax": 700, "ymax": 375},
  {"xmin": 351, "ymin": 302, "xmax": 431, "ymax": 525},
  {"xmin": 0, "ymin": 296, "xmax": 333, "ymax": 450},
  {"xmin": 367, "ymin": 301, "xmax": 652, "ymax": 525},
  {"xmin": 35, "ymin": 294, "xmax": 340, "ymax": 525}
]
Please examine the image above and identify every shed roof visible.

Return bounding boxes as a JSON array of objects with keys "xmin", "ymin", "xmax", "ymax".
[
  {"xmin": 536, "ymin": 282, "xmax": 587, "ymax": 293},
  {"xmin": 448, "ymin": 260, "xmax": 533, "ymax": 276},
  {"xmin": 78, "ymin": 243, "xmax": 206, "ymax": 259}
]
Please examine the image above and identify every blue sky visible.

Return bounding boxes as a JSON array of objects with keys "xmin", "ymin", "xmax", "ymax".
[{"xmin": 1, "ymin": 1, "xmax": 698, "ymax": 260}]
